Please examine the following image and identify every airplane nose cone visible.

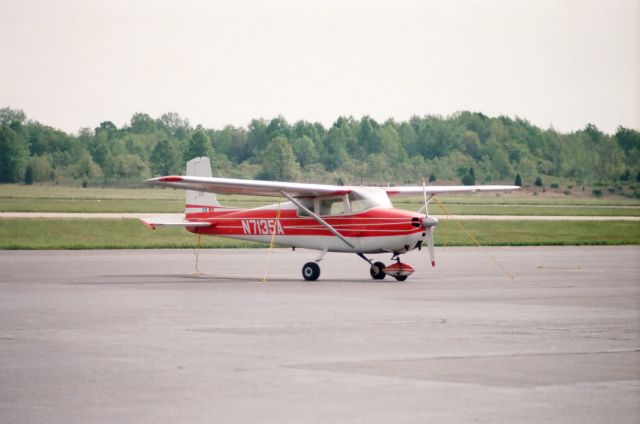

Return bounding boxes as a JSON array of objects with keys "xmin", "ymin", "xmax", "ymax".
[{"xmin": 422, "ymin": 215, "xmax": 438, "ymax": 228}]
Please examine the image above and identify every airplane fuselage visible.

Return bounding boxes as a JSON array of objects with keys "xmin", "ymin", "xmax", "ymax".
[{"xmin": 185, "ymin": 202, "xmax": 426, "ymax": 254}]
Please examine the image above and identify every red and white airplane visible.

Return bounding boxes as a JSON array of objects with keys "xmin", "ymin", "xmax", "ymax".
[{"xmin": 142, "ymin": 157, "xmax": 519, "ymax": 281}]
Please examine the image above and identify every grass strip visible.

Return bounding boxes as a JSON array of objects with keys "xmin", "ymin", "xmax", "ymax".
[
  {"xmin": 3, "ymin": 197, "xmax": 640, "ymax": 216},
  {"xmin": 0, "ymin": 219, "xmax": 638, "ymax": 250}
]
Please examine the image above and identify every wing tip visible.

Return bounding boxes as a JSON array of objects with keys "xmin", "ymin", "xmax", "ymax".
[{"xmin": 145, "ymin": 176, "xmax": 184, "ymax": 184}]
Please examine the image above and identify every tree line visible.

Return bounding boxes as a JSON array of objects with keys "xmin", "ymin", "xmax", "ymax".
[{"xmin": 1, "ymin": 107, "xmax": 639, "ymax": 191}]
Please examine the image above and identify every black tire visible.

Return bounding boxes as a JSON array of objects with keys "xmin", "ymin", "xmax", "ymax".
[
  {"xmin": 302, "ymin": 262, "xmax": 320, "ymax": 281},
  {"xmin": 370, "ymin": 261, "xmax": 387, "ymax": 280},
  {"xmin": 394, "ymin": 275, "xmax": 408, "ymax": 282}
]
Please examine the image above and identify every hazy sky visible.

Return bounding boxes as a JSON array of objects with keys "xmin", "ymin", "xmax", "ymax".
[{"xmin": 1, "ymin": 0, "xmax": 638, "ymax": 134}]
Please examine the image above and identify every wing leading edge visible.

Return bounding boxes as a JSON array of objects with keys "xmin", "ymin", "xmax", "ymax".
[{"xmin": 145, "ymin": 176, "xmax": 350, "ymax": 198}]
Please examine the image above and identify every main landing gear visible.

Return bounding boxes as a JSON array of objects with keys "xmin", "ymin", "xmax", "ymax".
[
  {"xmin": 302, "ymin": 262, "xmax": 321, "ymax": 281},
  {"xmin": 300, "ymin": 252, "xmax": 414, "ymax": 282}
]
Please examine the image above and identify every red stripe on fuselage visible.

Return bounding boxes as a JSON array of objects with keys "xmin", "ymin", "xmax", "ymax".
[{"xmin": 187, "ymin": 208, "xmax": 423, "ymax": 238}]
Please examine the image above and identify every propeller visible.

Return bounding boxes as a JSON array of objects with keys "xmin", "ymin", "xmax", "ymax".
[{"xmin": 421, "ymin": 177, "xmax": 438, "ymax": 267}]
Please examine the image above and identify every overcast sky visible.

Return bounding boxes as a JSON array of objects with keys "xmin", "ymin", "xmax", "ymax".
[{"xmin": 1, "ymin": 0, "xmax": 638, "ymax": 134}]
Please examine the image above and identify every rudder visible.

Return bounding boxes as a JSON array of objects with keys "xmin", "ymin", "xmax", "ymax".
[{"xmin": 185, "ymin": 157, "xmax": 220, "ymax": 215}]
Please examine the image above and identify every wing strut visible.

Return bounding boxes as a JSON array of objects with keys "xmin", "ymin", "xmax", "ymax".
[{"xmin": 281, "ymin": 191, "xmax": 355, "ymax": 249}]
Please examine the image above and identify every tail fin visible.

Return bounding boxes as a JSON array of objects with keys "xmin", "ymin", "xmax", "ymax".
[{"xmin": 185, "ymin": 157, "xmax": 220, "ymax": 216}]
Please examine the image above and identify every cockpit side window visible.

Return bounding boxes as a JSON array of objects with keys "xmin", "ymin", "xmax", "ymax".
[{"xmin": 296, "ymin": 198, "xmax": 315, "ymax": 216}]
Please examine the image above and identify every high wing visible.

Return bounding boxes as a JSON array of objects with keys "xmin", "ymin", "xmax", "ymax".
[
  {"xmin": 384, "ymin": 185, "xmax": 520, "ymax": 196},
  {"xmin": 145, "ymin": 175, "xmax": 350, "ymax": 198}
]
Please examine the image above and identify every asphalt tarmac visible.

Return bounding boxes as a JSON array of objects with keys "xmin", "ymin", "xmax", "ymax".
[{"xmin": 1, "ymin": 246, "xmax": 639, "ymax": 423}]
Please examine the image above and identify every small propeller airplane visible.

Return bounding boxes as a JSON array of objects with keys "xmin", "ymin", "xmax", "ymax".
[{"xmin": 142, "ymin": 157, "xmax": 519, "ymax": 281}]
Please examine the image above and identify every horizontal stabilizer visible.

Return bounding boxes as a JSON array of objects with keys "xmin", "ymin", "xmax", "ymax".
[{"xmin": 140, "ymin": 214, "xmax": 212, "ymax": 230}]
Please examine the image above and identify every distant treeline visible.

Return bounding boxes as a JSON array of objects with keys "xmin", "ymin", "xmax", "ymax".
[{"xmin": 1, "ymin": 107, "xmax": 639, "ymax": 191}]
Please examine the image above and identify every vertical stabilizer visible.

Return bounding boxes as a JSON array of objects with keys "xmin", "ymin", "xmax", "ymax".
[{"xmin": 185, "ymin": 157, "xmax": 220, "ymax": 215}]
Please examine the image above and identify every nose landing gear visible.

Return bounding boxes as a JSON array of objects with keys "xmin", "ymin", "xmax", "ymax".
[
  {"xmin": 382, "ymin": 262, "xmax": 415, "ymax": 281},
  {"xmin": 358, "ymin": 254, "xmax": 414, "ymax": 282}
]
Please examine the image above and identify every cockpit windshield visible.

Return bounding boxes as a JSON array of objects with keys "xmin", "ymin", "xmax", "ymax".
[{"xmin": 348, "ymin": 187, "xmax": 392, "ymax": 212}]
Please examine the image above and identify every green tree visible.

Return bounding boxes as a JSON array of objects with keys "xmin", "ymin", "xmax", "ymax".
[
  {"xmin": 461, "ymin": 167, "xmax": 476, "ymax": 185},
  {"xmin": 379, "ymin": 125, "xmax": 406, "ymax": 162},
  {"xmin": 358, "ymin": 116, "xmax": 381, "ymax": 154},
  {"xmin": 158, "ymin": 112, "xmax": 191, "ymax": 138},
  {"xmin": 247, "ymin": 119, "xmax": 269, "ymax": 160},
  {"xmin": 73, "ymin": 152, "xmax": 101, "ymax": 179},
  {"xmin": 615, "ymin": 126, "xmax": 640, "ymax": 152},
  {"xmin": 266, "ymin": 116, "xmax": 291, "ymax": 141},
  {"xmin": 111, "ymin": 154, "xmax": 148, "ymax": 178},
  {"xmin": 0, "ymin": 107, "xmax": 26, "ymax": 126},
  {"xmin": 322, "ymin": 126, "xmax": 350, "ymax": 170},
  {"xmin": 150, "ymin": 139, "xmax": 180, "ymax": 175},
  {"xmin": 129, "ymin": 113, "xmax": 156, "ymax": 134},
  {"xmin": 95, "ymin": 121, "xmax": 117, "ymax": 137},
  {"xmin": 514, "ymin": 173, "xmax": 522, "ymax": 186},
  {"xmin": 29, "ymin": 155, "xmax": 54, "ymax": 182},
  {"xmin": 292, "ymin": 135, "xmax": 319, "ymax": 167},
  {"xmin": 619, "ymin": 169, "xmax": 631, "ymax": 181},
  {"xmin": 185, "ymin": 130, "xmax": 213, "ymax": 161},
  {"xmin": 0, "ymin": 126, "xmax": 29, "ymax": 182},
  {"xmin": 260, "ymin": 136, "xmax": 300, "ymax": 180},
  {"xmin": 534, "ymin": 176, "xmax": 543, "ymax": 187},
  {"xmin": 490, "ymin": 149, "xmax": 513, "ymax": 179},
  {"xmin": 24, "ymin": 165, "xmax": 33, "ymax": 185},
  {"xmin": 91, "ymin": 143, "xmax": 111, "ymax": 169},
  {"xmin": 461, "ymin": 130, "xmax": 481, "ymax": 159}
]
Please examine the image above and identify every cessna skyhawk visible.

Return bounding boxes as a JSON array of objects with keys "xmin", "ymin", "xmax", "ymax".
[{"xmin": 142, "ymin": 157, "xmax": 519, "ymax": 281}]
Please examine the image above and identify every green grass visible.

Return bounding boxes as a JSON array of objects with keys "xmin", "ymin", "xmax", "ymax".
[
  {"xmin": 0, "ymin": 219, "xmax": 263, "ymax": 249},
  {"xmin": 395, "ymin": 202, "xmax": 640, "ymax": 216},
  {"xmin": 434, "ymin": 220, "xmax": 640, "ymax": 246},
  {"xmin": 2, "ymin": 184, "xmax": 640, "ymax": 215},
  {"xmin": 0, "ymin": 219, "xmax": 638, "ymax": 250}
]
